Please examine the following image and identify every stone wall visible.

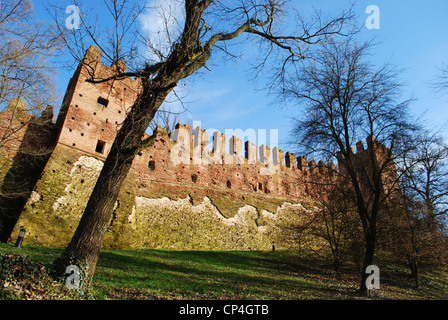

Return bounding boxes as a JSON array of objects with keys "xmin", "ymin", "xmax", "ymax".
[
  {"xmin": 13, "ymin": 142, "xmax": 320, "ymax": 249},
  {"xmin": 0, "ymin": 104, "xmax": 56, "ymax": 242},
  {"xmin": 0, "ymin": 99, "xmax": 32, "ymax": 179},
  {"xmin": 2, "ymin": 45, "xmax": 398, "ymax": 250}
]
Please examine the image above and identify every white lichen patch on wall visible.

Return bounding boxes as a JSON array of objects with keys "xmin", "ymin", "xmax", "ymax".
[
  {"xmin": 134, "ymin": 195, "xmax": 262, "ymax": 228},
  {"xmin": 222, "ymin": 205, "xmax": 258, "ymax": 227},
  {"xmin": 126, "ymin": 193, "xmax": 316, "ymax": 250},
  {"xmin": 29, "ymin": 191, "xmax": 42, "ymax": 204},
  {"xmin": 18, "ymin": 150, "xmax": 318, "ymax": 250},
  {"xmin": 51, "ymin": 156, "xmax": 104, "ymax": 217}
]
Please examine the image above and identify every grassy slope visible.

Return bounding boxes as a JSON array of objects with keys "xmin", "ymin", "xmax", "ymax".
[{"xmin": 0, "ymin": 243, "xmax": 447, "ymax": 300}]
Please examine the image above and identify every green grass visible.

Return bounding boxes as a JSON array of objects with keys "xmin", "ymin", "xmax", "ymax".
[{"xmin": 0, "ymin": 243, "xmax": 447, "ymax": 300}]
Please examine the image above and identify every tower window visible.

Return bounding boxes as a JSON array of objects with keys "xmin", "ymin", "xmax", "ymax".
[
  {"xmin": 97, "ymin": 97, "xmax": 109, "ymax": 108},
  {"xmin": 95, "ymin": 140, "xmax": 106, "ymax": 154},
  {"xmin": 148, "ymin": 160, "xmax": 155, "ymax": 171}
]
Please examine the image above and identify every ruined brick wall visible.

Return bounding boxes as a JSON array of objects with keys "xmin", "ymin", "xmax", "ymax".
[
  {"xmin": 5, "ymin": 45, "xmax": 399, "ymax": 250},
  {"xmin": 336, "ymin": 136, "xmax": 401, "ymax": 203},
  {"xmin": 52, "ymin": 45, "xmax": 337, "ymax": 203},
  {"xmin": 131, "ymin": 123, "xmax": 336, "ymax": 202}
]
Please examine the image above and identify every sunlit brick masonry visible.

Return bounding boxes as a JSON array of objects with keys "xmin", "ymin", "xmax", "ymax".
[{"xmin": 0, "ymin": 46, "xmax": 397, "ymax": 250}]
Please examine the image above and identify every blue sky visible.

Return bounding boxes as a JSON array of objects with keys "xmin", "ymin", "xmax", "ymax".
[
  {"xmin": 181, "ymin": 0, "xmax": 448, "ymax": 152},
  {"xmin": 34, "ymin": 0, "xmax": 448, "ymax": 155}
]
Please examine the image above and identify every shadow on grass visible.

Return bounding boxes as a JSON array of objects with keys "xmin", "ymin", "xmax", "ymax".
[{"xmin": 94, "ymin": 249, "xmax": 363, "ymax": 299}]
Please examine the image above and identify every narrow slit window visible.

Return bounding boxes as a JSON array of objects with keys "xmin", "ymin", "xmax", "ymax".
[
  {"xmin": 95, "ymin": 140, "xmax": 106, "ymax": 154},
  {"xmin": 148, "ymin": 160, "xmax": 155, "ymax": 171},
  {"xmin": 97, "ymin": 97, "xmax": 109, "ymax": 108}
]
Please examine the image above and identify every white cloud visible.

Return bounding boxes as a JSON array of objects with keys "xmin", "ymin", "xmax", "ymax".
[{"xmin": 139, "ymin": 0, "xmax": 185, "ymax": 62}]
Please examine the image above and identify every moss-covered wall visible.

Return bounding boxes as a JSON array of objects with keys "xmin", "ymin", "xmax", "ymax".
[
  {"xmin": 11, "ymin": 144, "xmax": 318, "ymax": 250},
  {"xmin": 12, "ymin": 145, "xmax": 98, "ymax": 246}
]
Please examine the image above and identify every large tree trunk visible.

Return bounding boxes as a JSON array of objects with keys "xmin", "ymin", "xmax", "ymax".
[
  {"xmin": 360, "ymin": 228, "xmax": 376, "ymax": 293},
  {"xmin": 51, "ymin": 15, "xmax": 210, "ymax": 287},
  {"xmin": 52, "ymin": 84, "xmax": 172, "ymax": 288},
  {"xmin": 346, "ymin": 149, "xmax": 382, "ymax": 294},
  {"xmin": 49, "ymin": 0, "xmax": 350, "ymax": 290}
]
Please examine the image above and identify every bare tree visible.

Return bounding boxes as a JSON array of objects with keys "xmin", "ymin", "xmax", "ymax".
[
  {"xmin": 48, "ymin": 0, "xmax": 354, "ymax": 288},
  {"xmin": 431, "ymin": 63, "xmax": 448, "ymax": 94},
  {"xmin": 383, "ymin": 128, "xmax": 448, "ymax": 287},
  {"xmin": 383, "ymin": 172, "xmax": 448, "ymax": 288},
  {"xmin": 284, "ymin": 37, "xmax": 417, "ymax": 293},
  {"xmin": 0, "ymin": 0, "xmax": 63, "ymax": 240},
  {"xmin": 148, "ymin": 106, "xmax": 181, "ymax": 137},
  {"xmin": 314, "ymin": 181, "xmax": 364, "ymax": 272},
  {"xmin": 0, "ymin": 0, "xmax": 62, "ymax": 168},
  {"xmin": 400, "ymin": 129, "xmax": 448, "ymax": 223}
]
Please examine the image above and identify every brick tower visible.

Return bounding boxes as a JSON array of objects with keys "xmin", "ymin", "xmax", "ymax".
[{"xmin": 54, "ymin": 45, "xmax": 141, "ymax": 159}]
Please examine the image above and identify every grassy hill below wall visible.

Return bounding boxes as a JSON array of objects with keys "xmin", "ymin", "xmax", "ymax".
[
  {"xmin": 0, "ymin": 244, "xmax": 447, "ymax": 300},
  {"xmin": 11, "ymin": 147, "xmax": 318, "ymax": 250}
]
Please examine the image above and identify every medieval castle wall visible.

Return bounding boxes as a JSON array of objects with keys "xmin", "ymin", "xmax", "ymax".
[
  {"xmin": 51, "ymin": 46, "xmax": 336, "ymax": 201},
  {"xmin": 0, "ymin": 100, "xmax": 56, "ymax": 242},
  {"xmin": 0, "ymin": 45, "xmax": 395, "ymax": 250}
]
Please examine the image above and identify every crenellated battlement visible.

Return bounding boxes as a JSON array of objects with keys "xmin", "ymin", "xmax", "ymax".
[
  {"xmin": 41, "ymin": 44, "xmax": 394, "ymax": 200},
  {"xmin": 154, "ymin": 122, "xmax": 335, "ymax": 173},
  {"xmin": 126, "ymin": 120, "xmax": 369, "ymax": 199}
]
